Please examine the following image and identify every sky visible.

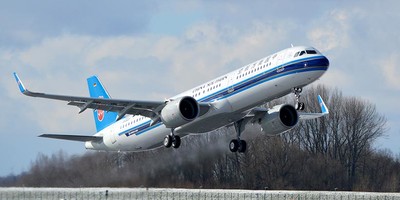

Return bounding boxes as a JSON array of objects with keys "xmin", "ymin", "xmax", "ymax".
[{"xmin": 1, "ymin": 1, "xmax": 399, "ymax": 176}]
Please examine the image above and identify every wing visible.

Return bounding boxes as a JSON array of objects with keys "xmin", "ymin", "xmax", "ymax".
[
  {"xmin": 298, "ymin": 95, "xmax": 329, "ymax": 120},
  {"xmin": 246, "ymin": 95, "xmax": 329, "ymax": 121},
  {"xmin": 14, "ymin": 72, "xmax": 163, "ymax": 119},
  {"xmin": 39, "ymin": 134, "xmax": 102, "ymax": 142},
  {"xmin": 13, "ymin": 73, "xmax": 211, "ymax": 122}
]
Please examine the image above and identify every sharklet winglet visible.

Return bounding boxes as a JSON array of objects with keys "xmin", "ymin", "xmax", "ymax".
[
  {"xmin": 13, "ymin": 72, "xmax": 27, "ymax": 93},
  {"xmin": 317, "ymin": 95, "xmax": 329, "ymax": 114}
]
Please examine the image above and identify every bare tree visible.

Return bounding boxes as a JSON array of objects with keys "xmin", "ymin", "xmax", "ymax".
[
  {"xmin": 341, "ymin": 97, "xmax": 387, "ymax": 189},
  {"xmin": 290, "ymin": 85, "xmax": 387, "ymax": 190}
]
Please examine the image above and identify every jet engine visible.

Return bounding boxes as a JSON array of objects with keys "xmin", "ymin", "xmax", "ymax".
[
  {"xmin": 161, "ymin": 96, "xmax": 199, "ymax": 128},
  {"xmin": 260, "ymin": 104, "xmax": 299, "ymax": 135}
]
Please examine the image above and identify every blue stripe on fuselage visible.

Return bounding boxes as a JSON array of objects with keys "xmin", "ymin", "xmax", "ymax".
[
  {"xmin": 198, "ymin": 56, "xmax": 328, "ymax": 102},
  {"xmin": 119, "ymin": 56, "xmax": 328, "ymax": 137},
  {"xmin": 118, "ymin": 121, "xmax": 162, "ymax": 136}
]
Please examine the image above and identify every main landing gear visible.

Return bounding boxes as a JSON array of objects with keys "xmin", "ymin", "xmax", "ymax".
[
  {"xmin": 293, "ymin": 87, "xmax": 305, "ymax": 111},
  {"xmin": 164, "ymin": 128, "xmax": 181, "ymax": 149},
  {"xmin": 229, "ymin": 119, "xmax": 247, "ymax": 153}
]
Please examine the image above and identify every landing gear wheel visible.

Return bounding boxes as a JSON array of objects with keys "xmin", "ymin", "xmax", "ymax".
[
  {"xmin": 229, "ymin": 139, "xmax": 247, "ymax": 153},
  {"xmin": 164, "ymin": 135, "xmax": 172, "ymax": 148},
  {"xmin": 229, "ymin": 139, "xmax": 239, "ymax": 152},
  {"xmin": 238, "ymin": 140, "xmax": 247, "ymax": 153},
  {"xmin": 172, "ymin": 136, "xmax": 181, "ymax": 148},
  {"xmin": 230, "ymin": 119, "xmax": 248, "ymax": 153}
]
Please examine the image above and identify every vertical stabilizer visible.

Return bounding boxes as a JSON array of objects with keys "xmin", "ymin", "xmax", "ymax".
[{"xmin": 87, "ymin": 76, "xmax": 118, "ymax": 132}]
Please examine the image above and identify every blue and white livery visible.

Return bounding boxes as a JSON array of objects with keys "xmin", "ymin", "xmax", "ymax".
[{"xmin": 14, "ymin": 46, "xmax": 330, "ymax": 153}]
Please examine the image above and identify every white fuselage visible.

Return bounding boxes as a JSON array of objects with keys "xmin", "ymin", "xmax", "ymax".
[{"xmin": 85, "ymin": 46, "xmax": 329, "ymax": 151}]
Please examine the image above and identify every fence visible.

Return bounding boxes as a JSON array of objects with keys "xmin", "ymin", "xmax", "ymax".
[{"xmin": 1, "ymin": 187, "xmax": 400, "ymax": 200}]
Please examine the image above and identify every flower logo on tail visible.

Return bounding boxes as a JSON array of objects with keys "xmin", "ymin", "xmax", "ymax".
[{"xmin": 97, "ymin": 110, "xmax": 104, "ymax": 121}]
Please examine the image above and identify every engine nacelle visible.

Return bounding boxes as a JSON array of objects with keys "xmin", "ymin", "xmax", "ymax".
[
  {"xmin": 260, "ymin": 104, "xmax": 299, "ymax": 136},
  {"xmin": 161, "ymin": 96, "xmax": 199, "ymax": 128}
]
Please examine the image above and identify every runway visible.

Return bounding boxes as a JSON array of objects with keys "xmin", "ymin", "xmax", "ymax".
[{"xmin": 1, "ymin": 187, "xmax": 400, "ymax": 199}]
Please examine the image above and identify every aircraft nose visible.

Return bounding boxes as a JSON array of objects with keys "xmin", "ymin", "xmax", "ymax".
[
  {"xmin": 320, "ymin": 56, "xmax": 330, "ymax": 69},
  {"xmin": 324, "ymin": 56, "xmax": 330, "ymax": 67}
]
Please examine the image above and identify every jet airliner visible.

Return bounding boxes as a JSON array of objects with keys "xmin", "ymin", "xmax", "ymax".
[{"xmin": 14, "ymin": 46, "xmax": 329, "ymax": 153}]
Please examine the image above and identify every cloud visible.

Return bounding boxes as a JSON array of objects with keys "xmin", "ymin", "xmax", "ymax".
[
  {"xmin": 19, "ymin": 35, "xmax": 93, "ymax": 70},
  {"xmin": 380, "ymin": 54, "xmax": 400, "ymax": 90},
  {"xmin": 307, "ymin": 9, "xmax": 352, "ymax": 52},
  {"xmin": 0, "ymin": 1, "xmax": 157, "ymax": 47},
  {"xmin": 319, "ymin": 68, "xmax": 352, "ymax": 89}
]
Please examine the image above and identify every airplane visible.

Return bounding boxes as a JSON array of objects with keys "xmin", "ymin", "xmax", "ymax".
[{"xmin": 13, "ymin": 45, "xmax": 329, "ymax": 153}]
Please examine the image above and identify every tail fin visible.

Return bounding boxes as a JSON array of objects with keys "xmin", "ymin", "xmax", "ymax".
[{"xmin": 87, "ymin": 76, "xmax": 118, "ymax": 132}]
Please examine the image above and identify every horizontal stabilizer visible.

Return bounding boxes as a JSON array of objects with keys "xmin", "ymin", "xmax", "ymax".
[{"xmin": 39, "ymin": 134, "xmax": 103, "ymax": 142}]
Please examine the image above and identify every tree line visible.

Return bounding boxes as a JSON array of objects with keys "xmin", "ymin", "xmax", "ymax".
[{"xmin": 1, "ymin": 85, "xmax": 398, "ymax": 191}]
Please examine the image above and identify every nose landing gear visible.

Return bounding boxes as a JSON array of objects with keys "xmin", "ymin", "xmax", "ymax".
[{"xmin": 293, "ymin": 87, "xmax": 305, "ymax": 111}]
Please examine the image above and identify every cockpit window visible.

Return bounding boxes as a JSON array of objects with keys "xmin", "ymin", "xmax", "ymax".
[
  {"xmin": 306, "ymin": 50, "xmax": 317, "ymax": 54},
  {"xmin": 294, "ymin": 49, "xmax": 318, "ymax": 57}
]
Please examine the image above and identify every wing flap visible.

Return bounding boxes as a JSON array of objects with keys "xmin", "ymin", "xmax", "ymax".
[
  {"xmin": 298, "ymin": 113, "xmax": 326, "ymax": 120},
  {"xmin": 39, "ymin": 134, "xmax": 103, "ymax": 142}
]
